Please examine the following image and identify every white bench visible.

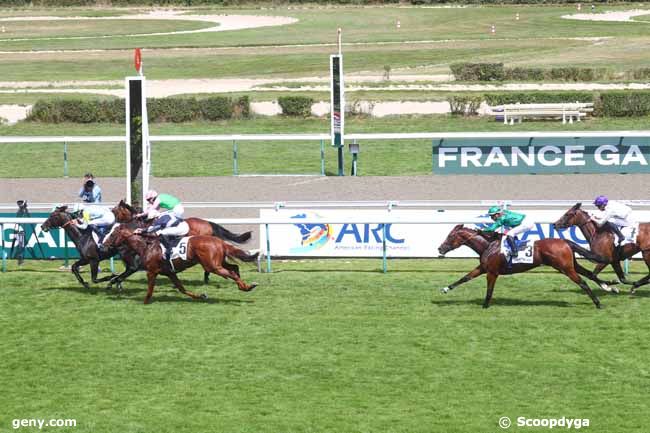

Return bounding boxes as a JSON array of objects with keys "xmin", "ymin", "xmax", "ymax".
[{"xmin": 495, "ymin": 103, "xmax": 594, "ymax": 125}]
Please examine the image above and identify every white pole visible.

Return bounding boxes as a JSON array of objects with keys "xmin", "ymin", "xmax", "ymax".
[{"xmin": 337, "ymin": 27, "xmax": 342, "ymax": 56}]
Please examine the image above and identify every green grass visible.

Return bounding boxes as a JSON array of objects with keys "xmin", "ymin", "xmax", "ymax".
[
  {"xmin": 1, "ymin": 258, "xmax": 649, "ymax": 432},
  {"xmin": 1, "ymin": 115, "xmax": 649, "ymax": 178},
  {"xmin": 2, "ymin": 6, "xmax": 650, "ymax": 82}
]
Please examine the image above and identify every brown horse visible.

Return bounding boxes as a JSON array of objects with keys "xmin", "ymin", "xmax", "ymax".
[
  {"xmin": 554, "ymin": 203, "xmax": 650, "ymax": 293},
  {"xmin": 438, "ymin": 225, "xmax": 608, "ymax": 308},
  {"xmin": 103, "ymin": 224, "xmax": 258, "ymax": 304},
  {"xmin": 112, "ymin": 199, "xmax": 253, "ymax": 284},
  {"xmin": 112, "ymin": 200, "xmax": 251, "ymax": 243}
]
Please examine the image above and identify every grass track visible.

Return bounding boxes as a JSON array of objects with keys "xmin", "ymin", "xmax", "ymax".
[{"xmin": 1, "ymin": 259, "xmax": 650, "ymax": 432}]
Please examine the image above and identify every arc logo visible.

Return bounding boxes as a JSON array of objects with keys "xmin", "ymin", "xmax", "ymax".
[
  {"xmin": 290, "ymin": 213, "xmax": 332, "ymax": 254},
  {"xmin": 289, "ymin": 213, "xmax": 406, "ymax": 254}
]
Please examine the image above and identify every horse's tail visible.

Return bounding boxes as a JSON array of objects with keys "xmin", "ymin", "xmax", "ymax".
[
  {"xmin": 566, "ymin": 240, "xmax": 609, "ymax": 264},
  {"xmin": 209, "ymin": 222, "xmax": 252, "ymax": 244},
  {"xmin": 224, "ymin": 243, "xmax": 259, "ymax": 263}
]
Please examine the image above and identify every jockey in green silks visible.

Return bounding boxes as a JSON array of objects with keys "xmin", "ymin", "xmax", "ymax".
[{"xmin": 483, "ymin": 206, "xmax": 534, "ymax": 257}]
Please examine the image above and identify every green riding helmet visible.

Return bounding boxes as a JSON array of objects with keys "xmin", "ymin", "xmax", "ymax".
[{"xmin": 488, "ymin": 206, "xmax": 502, "ymax": 216}]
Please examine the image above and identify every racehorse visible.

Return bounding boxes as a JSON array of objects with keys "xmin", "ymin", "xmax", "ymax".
[
  {"xmin": 112, "ymin": 200, "xmax": 251, "ymax": 243},
  {"xmin": 554, "ymin": 203, "xmax": 650, "ymax": 293},
  {"xmin": 104, "ymin": 224, "xmax": 258, "ymax": 304},
  {"xmin": 437, "ymin": 225, "xmax": 608, "ymax": 308},
  {"xmin": 112, "ymin": 200, "xmax": 253, "ymax": 284},
  {"xmin": 41, "ymin": 206, "xmax": 140, "ymax": 291}
]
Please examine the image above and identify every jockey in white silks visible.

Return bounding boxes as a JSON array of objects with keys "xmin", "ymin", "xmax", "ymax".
[
  {"xmin": 71, "ymin": 203, "xmax": 115, "ymax": 249},
  {"xmin": 590, "ymin": 195, "xmax": 636, "ymax": 244}
]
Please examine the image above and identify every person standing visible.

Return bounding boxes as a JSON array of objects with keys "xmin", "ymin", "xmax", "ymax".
[{"xmin": 78, "ymin": 173, "xmax": 102, "ymax": 203}]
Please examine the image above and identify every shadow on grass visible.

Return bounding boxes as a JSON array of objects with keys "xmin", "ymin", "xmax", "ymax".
[
  {"xmin": 41, "ymin": 284, "xmax": 254, "ymax": 305},
  {"xmin": 431, "ymin": 297, "xmax": 574, "ymax": 308}
]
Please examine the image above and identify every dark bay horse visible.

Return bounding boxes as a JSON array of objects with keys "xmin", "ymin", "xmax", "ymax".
[
  {"xmin": 104, "ymin": 224, "xmax": 258, "ymax": 304},
  {"xmin": 554, "ymin": 203, "xmax": 650, "ymax": 293},
  {"xmin": 437, "ymin": 225, "xmax": 608, "ymax": 308},
  {"xmin": 41, "ymin": 206, "xmax": 140, "ymax": 291}
]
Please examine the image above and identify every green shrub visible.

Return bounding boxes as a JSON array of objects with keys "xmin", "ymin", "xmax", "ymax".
[
  {"xmin": 278, "ymin": 96, "xmax": 313, "ymax": 117},
  {"xmin": 199, "ymin": 97, "xmax": 233, "ymax": 121},
  {"xmin": 450, "ymin": 63, "xmax": 505, "ymax": 81},
  {"xmin": 447, "ymin": 96, "xmax": 482, "ymax": 116},
  {"xmin": 504, "ymin": 67, "xmax": 545, "ymax": 81},
  {"xmin": 234, "ymin": 95, "xmax": 250, "ymax": 118},
  {"xmin": 599, "ymin": 91, "xmax": 650, "ymax": 117},
  {"xmin": 27, "ymin": 97, "xmax": 248, "ymax": 123}
]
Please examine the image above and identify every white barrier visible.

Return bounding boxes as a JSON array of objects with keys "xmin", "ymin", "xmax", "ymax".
[{"xmin": 4, "ymin": 199, "xmax": 650, "ymax": 212}]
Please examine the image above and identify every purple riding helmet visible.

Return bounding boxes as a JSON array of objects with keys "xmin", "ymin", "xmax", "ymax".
[{"xmin": 594, "ymin": 195, "xmax": 609, "ymax": 207}]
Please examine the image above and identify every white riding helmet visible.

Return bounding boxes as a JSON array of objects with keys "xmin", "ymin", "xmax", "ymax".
[{"xmin": 145, "ymin": 190, "xmax": 158, "ymax": 202}]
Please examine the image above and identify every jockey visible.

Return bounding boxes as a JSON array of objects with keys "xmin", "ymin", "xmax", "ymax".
[
  {"xmin": 137, "ymin": 190, "xmax": 184, "ymax": 220},
  {"xmin": 483, "ymin": 205, "xmax": 534, "ymax": 257},
  {"xmin": 71, "ymin": 203, "xmax": 115, "ymax": 249},
  {"xmin": 590, "ymin": 195, "xmax": 635, "ymax": 244},
  {"xmin": 141, "ymin": 211, "xmax": 190, "ymax": 269}
]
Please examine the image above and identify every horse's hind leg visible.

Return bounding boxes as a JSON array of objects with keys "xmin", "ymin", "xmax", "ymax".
[
  {"xmin": 168, "ymin": 273, "xmax": 205, "ymax": 301},
  {"xmin": 565, "ymin": 269, "xmax": 601, "ymax": 309},
  {"xmin": 223, "ymin": 261, "xmax": 240, "ymax": 278},
  {"xmin": 211, "ymin": 265, "xmax": 256, "ymax": 292},
  {"xmin": 575, "ymin": 262, "xmax": 619, "ymax": 294},
  {"xmin": 483, "ymin": 273, "xmax": 498, "ymax": 309},
  {"xmin": 204, "ymin": 271, "xmax": 210, "ymax": 285},
  {"xmin": 631, "ymin": 250, "xmax": 650, "ymax": 294}
]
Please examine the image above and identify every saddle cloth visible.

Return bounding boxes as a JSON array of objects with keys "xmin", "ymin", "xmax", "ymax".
[
  {"xmin": 500, "ymin": 237, "xmax": 535, "ymax": 264},
  {"xmin": 160, "ymin": 237, "xmax": 191, "ymax": 261},
  {"xmin": 616, "ymin": 223, "xmax": 639, "ymax": 247}
]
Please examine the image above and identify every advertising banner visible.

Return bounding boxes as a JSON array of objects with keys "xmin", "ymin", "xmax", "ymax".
[
  {"xmin": 434, "ymin": 136, "xmax": 650, "ymax": 174},
  {"xmin": 0, "ymin": 213, "xmax": 78, "ymax": 259},
  {"xmin": 260, "ymin": 208, "xmax": 650, "ymax": 258}
]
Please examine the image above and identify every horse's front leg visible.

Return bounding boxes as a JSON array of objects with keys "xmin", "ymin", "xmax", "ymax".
[
  {"xmin": 440, "ymin": 265, "xmax": 484, "ymax": 294},
  {"xmin": 611, "ymin": 260, "xmax": 633, "ymax": 285},
  {"xmin": 144, "ymin": 271, "xmax": 158, "ymax": 304},
  {"xmin": 168, "ymin": 273, "xmax": 207, "ymax": 300},
  {"xmin": 71, "ymin": 258, "xmax": 90, "ymax": 290},
  {"xmin": 90, "ymin": 259, "xmax": 116, "ymax": 284},
  {"xmin": 483, "ymin": 273, "xmax": 499, "ymax": 309}
]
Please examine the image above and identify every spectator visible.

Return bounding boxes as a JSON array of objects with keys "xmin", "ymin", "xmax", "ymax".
[{"xmin": 78, "ymin": 172, "xmax": 102, "ymax": 203}]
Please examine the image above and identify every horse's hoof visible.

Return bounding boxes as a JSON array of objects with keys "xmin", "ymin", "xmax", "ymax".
[
  {"xmin": 599, "ymin": 283, "xmax": 612, "ymax": 293},
  {"xmin": 82, "ymin": 283, "xmax": 90, "ymax": 290},
  {"xmin": 440, "ymin": 287, "xmax": 450, "ymax": 294},
  {"xmin": 611, "ymin": 286, "xmax": 620, "ymax": 294},
  {"xmin": 482, "ymin": 304, "xmax": 490, "ymax": 309},
  {"xmin": 200, "ymin": 293, "xmax": 209, "ymax": 300},
  {"xmin": 249, "ymin": 283, "xmax": 258, "ymax": 291},
  {"xmin": 596, "ymin": 303, "xmax": 603, "ymax": 309}
]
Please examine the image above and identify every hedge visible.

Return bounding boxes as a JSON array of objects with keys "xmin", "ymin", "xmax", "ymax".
[
  {"xmin": 484, "ymin": 92, "xmax": 595, "ymax": 106},
  {"xmin": 452, "ymin": 63, "xmax": 617, "ymax": 82},
  {"xmin": 598, "ymin": 91, "xmax": 650, "ymax": 117},
  {"xmin": 278, "ymin": 96, "xmax": 313, "ymax": 117},
  {"xmin": 27, "ymin": 97, "xmax": 250, "ymax": 123}
]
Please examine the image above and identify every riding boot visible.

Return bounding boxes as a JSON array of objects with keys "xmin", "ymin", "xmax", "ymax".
[
  {"xmin": 161, "ymin": 236, "xmax": 175, "ymax": 272},
  {"xmin": 507, "ymin": 236, "xmax": 518, "ymax": 258},
  {"xmin": 605, "ymin": 222, "xmax": 625, "ymax": 244}
]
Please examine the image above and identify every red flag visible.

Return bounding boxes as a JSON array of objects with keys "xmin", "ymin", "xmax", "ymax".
[{"xmin": 134, "ymin": 48, "xmax": 142, "ymax": 75}]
